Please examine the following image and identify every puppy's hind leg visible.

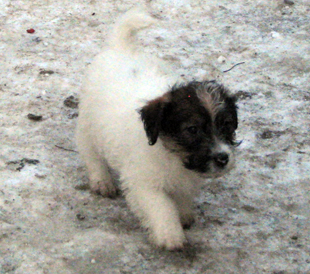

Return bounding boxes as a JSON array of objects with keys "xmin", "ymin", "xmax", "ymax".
[
  {"xmin": 86, "ymin": 156, "xmax": 118, "ymax": 198},
  {"xmin": 78, "ymin": 141, "xmax": 118, "ymax": 197}
]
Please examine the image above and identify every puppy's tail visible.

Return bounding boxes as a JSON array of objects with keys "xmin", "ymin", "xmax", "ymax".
[{"xmin": 108, "ymin": 7, "xmax": 158, "ymax": 52}]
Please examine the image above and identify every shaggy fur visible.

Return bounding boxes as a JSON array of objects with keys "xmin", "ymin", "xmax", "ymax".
[{"xmin": 76, "ymin": 8, "xmax": 238, "ymax": 250}]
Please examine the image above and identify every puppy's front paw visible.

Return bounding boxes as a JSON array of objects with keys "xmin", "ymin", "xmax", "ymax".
[
  {"xmin": 90, "ymin": 180, "xmax": 118, "ymax": 198},
  {"xmin": 152, "ymin": 228, "xmax": 187, "ymax": 251}
]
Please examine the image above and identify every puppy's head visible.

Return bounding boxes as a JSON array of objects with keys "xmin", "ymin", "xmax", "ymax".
[{"xmin": 140, "ymin": 81, "xmax": 239, "ymax": 178}]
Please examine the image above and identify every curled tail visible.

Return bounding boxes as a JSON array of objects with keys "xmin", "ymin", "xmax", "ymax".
[{"xmin": 108, "ymin": 7, "xmax": 158, "ymax": 51}]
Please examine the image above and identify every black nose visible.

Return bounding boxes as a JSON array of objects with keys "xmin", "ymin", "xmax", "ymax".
[{"xmin": 214, "ymin": 152, "xmax": 229, "ymax": 168}]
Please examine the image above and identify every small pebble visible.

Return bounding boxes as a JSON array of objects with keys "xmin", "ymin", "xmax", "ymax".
[
  {"xmin": 64, "ymin": 95, "xmax": 79, "ymax": 109},
  {"xmin": 6, "ymin": 158, "xmax": 39, "ymax": 171},
  {"xmin": 33, "ymin": 37, "xmax": 42, "ymax": 43},
  {"xmin": 23, "ymin": 158, "xmax": 40, "ymax": 165},
  {"xmin": 76, "ymin": 213, "xmax": 86, "ymax": 220},
  {"xmin": 91, "ymin": 259, "xmax": 96, "ymax": 263},
  {"xmin": 68, "ymin": 112, "xmax": 78, "ymax": 119},
  {"xmin": 35, "ymin": 173, "xmax": 47, "ymax": 179},
  {"xmin": 242, "ymin": 205, "xmax": 256, "ymax": 212},
  {"xmin": 260, "ymin": 130, "xmax": 285, "ymax": 139},
  {"xmin": 74, "ymin": 182, "xmax": 90, "ymax": 191},
  {"xmin": 235, "ymin": 90, "xmax": 253, "ymax": 100},
  {"xmin": 39, "ymin": 70, "xmax": 54, "ymax": 76},
  {"xmin": 271, "ymin": 31, "xmax": 282, "ymax": 39},
  {"xmin": 217, "ymin": 56, "xmax": 226, "ymax": 63},
  {"xmin": 284, "ymin": 0, "xmax": 294, "ymax": 5},
  {"xmin": 27, "ymin": 113, "xmax": 43, "ymax": 121}
]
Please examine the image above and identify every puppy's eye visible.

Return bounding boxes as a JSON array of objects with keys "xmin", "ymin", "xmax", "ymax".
[{"xmin": 187, "ymin": 126, "xmax": 198, "ymax": 134}]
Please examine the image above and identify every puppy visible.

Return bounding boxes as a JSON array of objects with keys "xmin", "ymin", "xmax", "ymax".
[{"xmin": 76, "ymin": 8, "xmax": 238, "ymax": 251}]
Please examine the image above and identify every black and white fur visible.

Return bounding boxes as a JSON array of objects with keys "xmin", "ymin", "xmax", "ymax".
[{"xmin": 76, "ymin": 8, "xmax": 238, "ymax": 250}]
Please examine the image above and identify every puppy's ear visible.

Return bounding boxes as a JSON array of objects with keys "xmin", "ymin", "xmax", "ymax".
[{"xmin": 139, "ymin": 94, "xmax": 169, "ymax": 145}]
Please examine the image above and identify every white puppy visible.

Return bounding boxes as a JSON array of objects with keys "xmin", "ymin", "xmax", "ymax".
[{"xmin": 76, "ymin": 8, "xmax": 239, "ymax": 250}]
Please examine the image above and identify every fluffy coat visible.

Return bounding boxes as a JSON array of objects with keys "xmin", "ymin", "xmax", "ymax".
[{"xmin": 76, "ymin": 8, "xmax": 238, "ymax": 250}]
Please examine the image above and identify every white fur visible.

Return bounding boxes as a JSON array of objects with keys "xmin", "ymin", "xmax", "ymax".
[{"xmin": 77, "ymin": 8, "xmax": 218, "ymax": 250}]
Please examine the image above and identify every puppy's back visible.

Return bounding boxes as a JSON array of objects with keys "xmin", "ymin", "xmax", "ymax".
[{"xmin": 81, "ymin": 8, "xmax": 174, "ymax": 110}]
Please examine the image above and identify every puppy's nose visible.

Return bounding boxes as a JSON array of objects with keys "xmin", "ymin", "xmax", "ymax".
[{"xmin": 214, "ymin": 152, "xmax": 229, "ymax": 168}]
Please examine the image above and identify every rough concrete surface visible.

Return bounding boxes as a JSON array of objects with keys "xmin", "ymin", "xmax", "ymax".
[{"xmin": 1, "ymin": 0, "xmax": 310, "ymax": 273}]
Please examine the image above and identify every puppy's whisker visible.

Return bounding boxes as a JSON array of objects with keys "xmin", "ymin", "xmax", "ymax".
[{"xmin": 234, "ymin": 140, "xmax": 243, "ymax": 147}]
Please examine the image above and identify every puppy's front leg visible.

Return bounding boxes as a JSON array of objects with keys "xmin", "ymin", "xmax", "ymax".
[{"xmin": 127, "ymin": 189, "xmax": 187, "ymax": 251}]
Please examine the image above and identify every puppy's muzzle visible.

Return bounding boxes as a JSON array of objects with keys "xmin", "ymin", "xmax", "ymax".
[{"xmin": 213, "ymin": 152, "xmax": 229, "ymax": 168}]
